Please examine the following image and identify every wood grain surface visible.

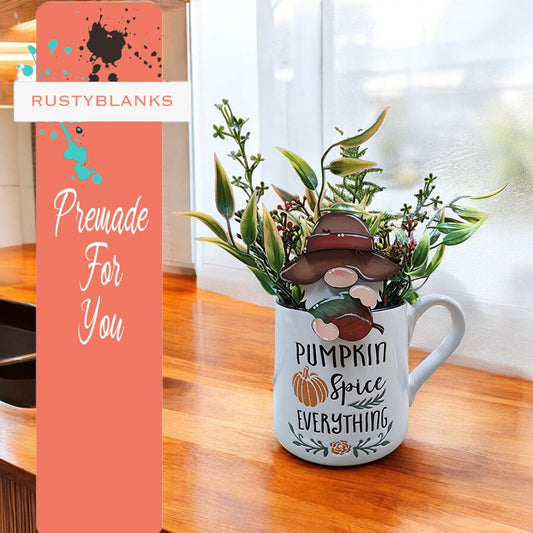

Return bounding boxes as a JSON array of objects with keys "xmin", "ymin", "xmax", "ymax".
[{"xmin": 0, "ymin": 245, "xmax": 531, "ymax": 532}]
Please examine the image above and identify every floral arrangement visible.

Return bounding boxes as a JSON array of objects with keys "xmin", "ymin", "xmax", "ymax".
[{"xmin": 182, "ymin": 100, "xmax": 505, "ymax": 310}]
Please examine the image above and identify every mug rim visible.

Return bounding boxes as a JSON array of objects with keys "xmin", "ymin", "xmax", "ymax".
[{"xmin": 275, "ymin": 299, "xmax": 407, "ymax": 314}]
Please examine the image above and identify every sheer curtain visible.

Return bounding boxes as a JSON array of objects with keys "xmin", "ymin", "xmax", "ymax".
[{"xmin": 191, "ymin": 0, "xmax": 533, "ymax": 377}]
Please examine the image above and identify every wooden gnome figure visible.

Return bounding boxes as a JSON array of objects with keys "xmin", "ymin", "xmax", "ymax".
[{"xmin": 280, "ymin": 213, "xmax": 400, "ymax": 342}]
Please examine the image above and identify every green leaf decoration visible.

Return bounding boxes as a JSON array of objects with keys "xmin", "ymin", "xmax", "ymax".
[
  {"xmin": 271, "ymin": 184, "xmax": 296, "ymax": 203},
  {"xmin": 288, "ymin": 423, "xmax": 329, "ymax": 457},
  {"xmin": 247, "ymin": 266, "xmax": 277, "ymax": 295},
  {"xmin": 322, "ymin": 202, "xmax": 368, "ymax": 216},
  {"xmin": 368, "ymin": 212, "xmax": 385, "ymax": 237},
  {"xmin": 441, "ymin": 220, "xmax": 483, "ymax": 246},
  {"xmin": 292, "ymin": 284, "xmax": 304, "ymax": 304},
  {"xmin": 435, "ymin": 221, "xmax": 472, "ymax": 234},
  {"xmin": 240, "ymin": 193, "xmax": 258, "ymax": 246},
  {"xmin": 327, "ymin": 157, "xmax": 376, "ymax": 177},
  {"xmin": 429, "ymin": 228, "xmax": 441, "ymax": 245},
  {"xmin": 337, "ymin": 107, "xmax": 389, "ymax": 148},
  {"xmin": 177, "ymin": 211, "xmax": 228, "ymax": 242},
  {"xmin": 262, "ymin": 205, "xmax": 285, "ymax": 272},
  {"xmin": 305, "ymin": 187, "xmax": 317, "ymax": 211},
  {"xmin": 197, "ymin": 237, "xmax": 256, "ymax": 267},
  {"xmin": 467, "ymin": 182, "xmax": 509, "ymax": 200},
  {"xmin": 450, "ymin": 205, "xmax": 488, "ymax": 223},
  {"xmin": 308, "ymin": 292, "xmax": 364, "ymax": 320},
  {"xmin": 214, "ymin": 154, "xmax": 235, "ymax": 219},
  {"xmin": 411, "ymin": 231, "xmax": 430, "ymax": 269},
  {"xmin": 392, "ymin": 227, "xmax": 409, "ymax": 244},
  {"xmin": 424, "ymin": 245, "xmax": 445, "ymax": 277},
  {"xmin": 352, "ymin": 421, "xmax": 393, "ymax": 457},
  {"xmin": 403, "ymin": 290, "xmax": 419, "ymax": 304},
  {"xmin": 348, "ymin": 389, "xmax": 386, "ymax": 409},
  {"xmin": 276, "ymin": 146, "xmax": 318, "ymax": 190}
]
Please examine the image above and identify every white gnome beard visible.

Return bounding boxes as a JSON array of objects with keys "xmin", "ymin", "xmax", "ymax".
[{"xmin": 303, "ymin": 279, "xmax": 383, "ymax": 309}]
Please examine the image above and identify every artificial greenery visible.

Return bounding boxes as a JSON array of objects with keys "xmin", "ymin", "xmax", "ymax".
[{"xmin": 181, "ymin": 100, "xmax": 506, "ymax": 309}]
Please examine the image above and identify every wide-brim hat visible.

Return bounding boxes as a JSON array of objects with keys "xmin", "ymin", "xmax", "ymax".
[{"xmin": 280, "ymin": 212, "xmax": 399, "ymax": 285}]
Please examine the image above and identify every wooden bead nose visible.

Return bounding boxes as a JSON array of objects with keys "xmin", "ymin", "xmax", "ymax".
[{"xmin": 323, "ymin": 267, "xmax": 358, "ymax": 288}]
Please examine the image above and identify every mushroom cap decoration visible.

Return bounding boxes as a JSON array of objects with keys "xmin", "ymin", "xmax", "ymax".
[{"xmin": 280, "ymin": 212, "xmax": 399, "ymax": 285}]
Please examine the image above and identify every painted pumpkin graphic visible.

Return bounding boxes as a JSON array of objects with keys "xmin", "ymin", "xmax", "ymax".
[{"xmin": 292, "ymin": 366, "xmax": 329, "ymax": 407}]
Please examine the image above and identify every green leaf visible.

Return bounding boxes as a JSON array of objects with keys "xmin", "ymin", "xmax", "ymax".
[
  {"xmin": 450, "ymin": 205, "xmax": 488, "ymax": 223},
  {"xmin": 368, "ymin": 212, "xmax": 385, "ymax": 237},
  {"xmin": 292, "ymin": 284, "xmax": 304, "ymax": 304},
  {"xmin": 424, "ymin": 245, "xmax": 445, "ymax": 277},
  {"xmin": 322, "ymin": 202, "xmax": 368, "ymax": 216},
  {"xmin": 327, "ymin": 157, "xmax": 376, "ymax": 176},
  {"xmin": 411, "ymin": 231, "xmax": 430, "ymax": 270},
  {"xmin": 276, "ymin": 146, "xmax": 318, "ymax": 190},
  {"xmin": 305, "ymin": 187, "xmax": 317, "ymax": 211},
  {"xmin": 441, "ymin": 220, "xmax": 483, "ymax": 246},
  {"xmin": 177, "ymin": 211, "xmax": 228, "ymax": 242},
  {"xmin": 197, "ymin": 237, "xmax": 256, "ymax": 267},
  {"xmin": 214, "ymin": 154, "xmax": 235, "ymax": 219},
  {"xmin": 240, "ymin": 193, "xmax": 258, "ymax": 246},
  {"xmin": 271, "ymin": 184, "xmax": 296, "ymax": 203},
  {"xmin": 247, "ymin": 266, "xmax": 277, "ymax": 295},
  {"xmin": 468, "ymin": 182, "xmax": 509, "ymax": 200},
  {"xmin": 403, "ymin": 291, "xmax": 419, "ymax": 304},
  {"xmin": 435, "ymin": 222, "xmax": 471, "ymax": 234},
  {"xmin": 337, "ymin": 107, "xmax": 389, "ymax": 148},
  {"xmin": 262, "ymin": 205, "xmax": 285, "ymax": 272},
  {"xmin": 392, "ymin": 227, "xmax": 408, "ymax": 244},
  {"xmin": 429, "ymin": 228, "xmax": 440, "ymax": 245}
]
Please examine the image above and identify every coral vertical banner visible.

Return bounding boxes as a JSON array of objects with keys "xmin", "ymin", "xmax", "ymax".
[{"xmin": 36, "ymin": 3, "xmax": 162, "ymax": 531}]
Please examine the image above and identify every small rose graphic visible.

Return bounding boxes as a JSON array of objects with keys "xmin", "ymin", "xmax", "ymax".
[{"xmin": 330, "ymin": 440, "xmax": 351, "ymax": 455}]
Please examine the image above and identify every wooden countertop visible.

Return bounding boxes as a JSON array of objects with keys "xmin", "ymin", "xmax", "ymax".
[
  {"xmin": 0, "ymin": 245, "xmax": 36, "ymax": 491},
  {"xmin": 1, "ymin": 245, "xmax": 532, "ymax": 532}
]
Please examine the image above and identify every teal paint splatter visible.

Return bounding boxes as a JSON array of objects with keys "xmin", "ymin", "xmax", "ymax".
[
  {"xmin": 39, "ymin": 130, "xmax": 44, "ymax": 135},
  {"xmin": 64, "ymin": 46, "xmax": 72, "ymax": 54},
  {"xmin": 45, "ymin": 68, "xmax": 51, "ymax": 75},
  {"xmin": 27, "ymin": 45, "xmax": 44, "ymax": 81},
  {"xmin": 48, "ymin": 39, "xmax": 58, "ymax": 55},
  {"xmin": 20, "ymin": 64, "xmax": 34, "ymax": 77},
  {"xmin": 59, "ymin": 123, "xmax": 102, "ymax": 185},
  {"xmin": 63, "ymin": 70, "xmax": 68, "ymax": 75},
  {"xmin": 50, "ymin": 131, "xmax": 57, "ymax": 140}
]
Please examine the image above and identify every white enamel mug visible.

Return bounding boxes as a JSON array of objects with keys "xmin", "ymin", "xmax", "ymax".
[{"xmin": 273, "ymin": 295, "xmax": 465, "ymax": 466}]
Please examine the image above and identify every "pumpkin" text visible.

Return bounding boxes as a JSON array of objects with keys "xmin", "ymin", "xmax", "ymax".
[{"xmin": 295, "ymin": 341, "xmax": 387, "ymax": 368}]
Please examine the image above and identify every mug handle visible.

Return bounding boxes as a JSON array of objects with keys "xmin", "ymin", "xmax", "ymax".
[{"xmin": 407, "ymin": 294, "xmax": 466, "ymax": 405}]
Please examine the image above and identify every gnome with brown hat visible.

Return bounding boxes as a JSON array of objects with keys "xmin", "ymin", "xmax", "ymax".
[{"xmin": 280, "ymin": 212, "xmax": 399, "ymax": 342}]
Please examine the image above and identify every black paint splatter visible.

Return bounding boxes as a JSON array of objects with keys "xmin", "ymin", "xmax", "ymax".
[
  {"xmin": 76, "ymin": 126, "xmax": 83, "ymax": 134},
  {"xmin": 88, "ymin": 63, "xmax": 101, "ymax": 82},
  {"xmin": 87, "ymin": 17, "xmax": 126, "ymax": 66},
  {"xmin": 81, "ymin": 9, "xmax": 161, "ymax": 82}
]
